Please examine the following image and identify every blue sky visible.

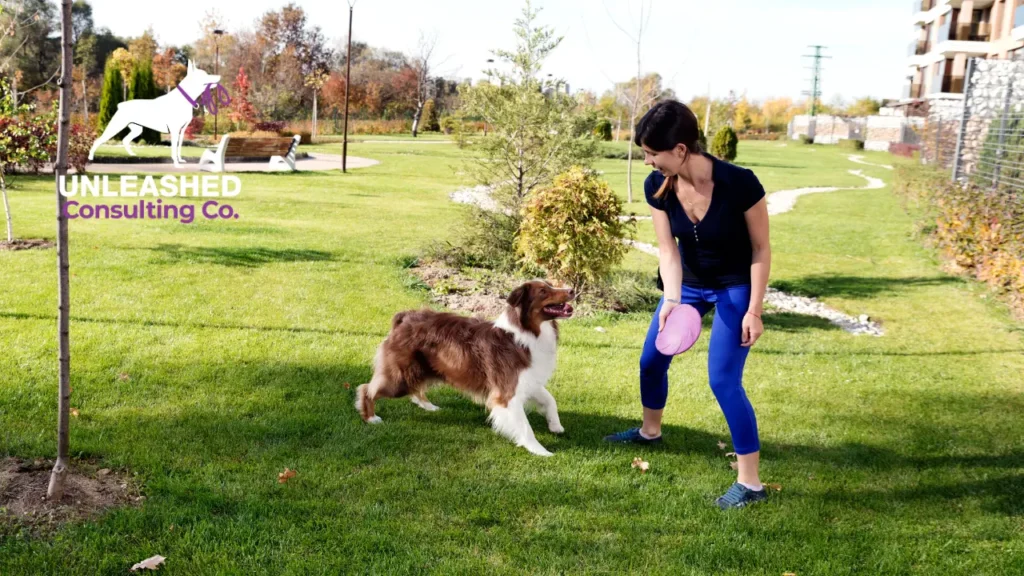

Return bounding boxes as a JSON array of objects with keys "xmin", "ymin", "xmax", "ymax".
[{"xmin": 86, "ymin": 0, "xmax": 909, "ymax": 103}]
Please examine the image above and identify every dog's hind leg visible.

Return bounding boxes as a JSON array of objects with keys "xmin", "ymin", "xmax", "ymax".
[
  {"xmin": 121, "ymin": 123, "xmax": 144, "ymax": 156},
  {"xmin": 88, "ymin": 110, "xmax": 132, "ymax": 160}
]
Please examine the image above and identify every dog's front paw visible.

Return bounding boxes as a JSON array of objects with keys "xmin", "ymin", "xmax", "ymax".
[
  {"xmin": 524, "ymin": 443, "xmax": 554, "ymax": 457},
  {"xmin": 366, "ymin": 416, "xmax": 383, "ymax": 424},
  {"xmin": 548, "ymin": 423, "xmax": 565, "ymax": 434}
]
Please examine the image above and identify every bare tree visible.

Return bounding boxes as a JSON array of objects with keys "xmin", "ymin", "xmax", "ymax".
[
  {"xmin": 606, "ymin": 0, "xmax": 654, "ymax": 204},
  {"xmin": 410, "ymin": 32, "xmax": 437, "ymax": 138},
  {"xmin": 47, "ymin": 0, "xmax": 74, "ymax": 502}
]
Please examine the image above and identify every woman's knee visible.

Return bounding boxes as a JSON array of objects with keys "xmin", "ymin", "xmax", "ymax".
[{"xmin": 640, "ymin": 348, "xmax": 670, "ymax": 376}]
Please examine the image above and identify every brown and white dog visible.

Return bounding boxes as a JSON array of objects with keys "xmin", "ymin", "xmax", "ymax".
[{"xmin": 355, "ymin": 280, "xmax": 576, "ymax": 456}]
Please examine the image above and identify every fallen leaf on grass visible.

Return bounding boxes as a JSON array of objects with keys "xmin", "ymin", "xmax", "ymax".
[
  {"xmin": 717, "ymin": 441, "xmax": 727, "ymax": 450},
  {"xmin": 729, "ymin": 461, "xmax": 739, "ymax": 471},
  {"xmin": 278, "ymin": 468, "xmax": 297, "ymax": 483},
  {"xmin": 343, "ymin": 382, "xmax": 351, "ymax": 390},
  {"xmin": 631, "ymin": 457, "xmax": 650, "ymax": 473},
  {"xmin": 766, "ymin": 483, "xmax": 783, "ymax": 492},
  {"xmin": 130, "ymin": 555, "xmax": 165, "ymax": 571},
  {"xmin": 783, "ymin": 573, "xmax": 796, "ymax": 576},
  {"xmin": 70, "ymin": 408, "xmax": 79, "ymax": 417},
  {"xmin": 725, "ymin": 452, "xmax": 737, "ymax": 458},
  {"xmin": 97, "ymin": 468, "xmax": 111, "ymax": 477},
  {"xmin": 118, "ymin": 373, "xmax": 131, "ymax": 382}
]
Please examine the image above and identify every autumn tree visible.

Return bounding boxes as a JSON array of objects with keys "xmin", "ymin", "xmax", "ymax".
[{"xmin": 230, "ymin": 66, "xmax": 258, "ymax": 127}]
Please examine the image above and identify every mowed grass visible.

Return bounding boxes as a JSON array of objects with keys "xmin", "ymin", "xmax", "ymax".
[{"xmin": 1, "ymin": 140, "xmax": 1022, "ymax": 574}]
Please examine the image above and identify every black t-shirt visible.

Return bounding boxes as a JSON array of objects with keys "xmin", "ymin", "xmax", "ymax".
[{"xmin": 644, "ymin": 154, "xmax": 766, "ymax": 288}]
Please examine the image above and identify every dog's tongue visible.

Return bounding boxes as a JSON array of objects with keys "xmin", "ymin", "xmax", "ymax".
[{"xmin": 545, "ymin": 303, "xmax": 574, "ymax": 317}]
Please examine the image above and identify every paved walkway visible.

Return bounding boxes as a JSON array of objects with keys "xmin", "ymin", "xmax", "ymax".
[{"xmin": 84, "ymin": 153, "xmax": 378, "ymax": 174}]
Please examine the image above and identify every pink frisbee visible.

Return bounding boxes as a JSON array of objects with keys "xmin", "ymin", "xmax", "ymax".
[{"xmin": 655, "ymin": 304, "xmax": 702, "ymax": 355}]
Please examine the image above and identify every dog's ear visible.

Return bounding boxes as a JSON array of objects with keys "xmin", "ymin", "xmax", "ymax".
[{"xmin": 507, "ymin": 285, "xmax": 528, "ymax": 308}]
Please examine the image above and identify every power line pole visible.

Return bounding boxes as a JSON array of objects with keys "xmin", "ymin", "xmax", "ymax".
[
  {"xmin": 801, "ymin": 45, "xmax": 830, "ymax": 117},
  {"xmin": 343, "ymin": 1, "xmax": 355, "ymax": 173}
]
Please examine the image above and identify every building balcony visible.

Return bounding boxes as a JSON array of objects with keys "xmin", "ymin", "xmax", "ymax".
[
  {"xmin": 930, "ymin": 74, "xmax": 965, "ymax": 95},
  {"xmin": 903, "ymin": 82, "xmax": 925, "ymax": 99},
  {"xmin": 966, "ymin": 21, "xmax": 990, "ymax": 42},
  {"xmin": 912, "ymin": 0, "xmax": 944, "ymax": 24},
  {"xmin": 907, "ymin": 39, "xmax": 929, "ymax": 56}
]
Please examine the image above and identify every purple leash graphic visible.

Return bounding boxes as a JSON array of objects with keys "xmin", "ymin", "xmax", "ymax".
[{"xmin": 177, "ymin": 83, "xmax": 232, "ymax": 115}]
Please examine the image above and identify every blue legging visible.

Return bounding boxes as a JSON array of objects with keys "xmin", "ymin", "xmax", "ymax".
[{"xmin": 640, "ymin": 284, "xmax": 760, "ymax": 455}]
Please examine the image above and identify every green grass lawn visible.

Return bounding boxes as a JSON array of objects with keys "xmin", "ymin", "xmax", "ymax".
[{"xmin": 1, "ymin": 140, "xmax": 1022, "ymax": 574}]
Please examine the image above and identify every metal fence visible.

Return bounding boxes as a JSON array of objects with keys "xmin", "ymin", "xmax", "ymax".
[{"xmin": 935, "ymin": 57, "xmax": 1024, "ymax": 192}]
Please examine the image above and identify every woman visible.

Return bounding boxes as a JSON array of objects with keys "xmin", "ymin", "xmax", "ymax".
[{"xmin": 605, "ymin": 100, "xmax": 771, "ymax": 510}]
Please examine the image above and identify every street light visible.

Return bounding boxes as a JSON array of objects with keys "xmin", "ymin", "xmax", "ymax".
[{"xmin": 213, "ymin": 29, "xmax": 224, "ymax": 139}]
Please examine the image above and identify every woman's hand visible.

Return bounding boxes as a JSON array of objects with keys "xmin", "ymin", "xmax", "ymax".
[
  {"xmin": 741, "ymin": 312, "xmax": 763, "ymax": 347},
  {"xmin": 658, "ymin": 300, "xmax": 680, "ymax": 332}
]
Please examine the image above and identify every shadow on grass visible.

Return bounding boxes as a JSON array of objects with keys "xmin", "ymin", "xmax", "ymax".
[
  {"xmin": 150, "ymin": 243, "xmax": 335, "ymax": 268},
  {"xmin": 772, "ymin": 274, "xmax": 964, "ymax": 300},
  {"xmin": 25, "ymin": 351, "xmax": 1017, "ymax": 527},
  {"xmin": 0, "ymin": 311, "xmax": 387, "ymax": 339}
]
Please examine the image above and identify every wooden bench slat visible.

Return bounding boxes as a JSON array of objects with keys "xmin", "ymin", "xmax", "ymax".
[{"xmin": 224, "ymin": 137, "xmax": 295, "ymax": 157}]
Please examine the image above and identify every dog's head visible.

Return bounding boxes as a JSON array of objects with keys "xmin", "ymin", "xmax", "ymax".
[
  {"xmin": 506, "ymin": 280, "xmax": 576, "ymax": 335},
  {"xmin": 185, "ymin": 59, "xmax": 221, "ymax": 86}
]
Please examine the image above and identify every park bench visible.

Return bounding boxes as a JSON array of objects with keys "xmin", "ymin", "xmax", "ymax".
[{"xmin": 198, "ymin": 134, "xmax": 302, "ymax": 172}]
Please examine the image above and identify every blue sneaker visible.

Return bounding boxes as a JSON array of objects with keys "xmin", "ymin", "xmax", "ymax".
[
  {"xmin": 603, "ymin": 427, "xmax": 662, "ymax": 444},
  {"xmin": 715, "ymin": 483, "xmax": 769, "ymax": 510}
]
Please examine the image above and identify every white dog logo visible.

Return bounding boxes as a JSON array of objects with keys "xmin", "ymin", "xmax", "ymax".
[{"xmin": 88, "ymin": 60, "xmax": 225, "ymax": 168}]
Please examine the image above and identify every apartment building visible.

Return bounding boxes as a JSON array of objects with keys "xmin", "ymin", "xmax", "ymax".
[{"xmin": 906, "ymin": 0, "xmax": 1024, "ymax": 99}]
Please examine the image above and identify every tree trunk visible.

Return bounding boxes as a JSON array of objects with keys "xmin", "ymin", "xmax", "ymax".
[
  {"xmin": 615, "ymin": 110, "xmax": 622, "ymax": 142},
  {"xmin": 82, "ymin": 76, "xmax": 88, "ymax": 125},
  {"xmin": 412, "ymin": 100, "xmax": 423, "ymax": 138},
  {"xmin": 626, "ymin": 32, "xmax": 644, "ymax": 205},
  {"xmin": 47, "ymin": 0, "xmax": 74, "ymax": 503},
  {"xmin": 1, "ymin": 174, "xmax": 13, "ymax": 243},
  {"xmin": 312, "ymin": 91, "xmax": 317, "ymax": 142}
]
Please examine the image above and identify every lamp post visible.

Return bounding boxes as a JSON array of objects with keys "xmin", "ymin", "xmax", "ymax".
[
  {"xmin": 213, "ymin": 28, "xmax": 224, "ymax": 139},
  {"xmin": 342, "ymin": 3, "xmax": 354, "ymax": 173}
]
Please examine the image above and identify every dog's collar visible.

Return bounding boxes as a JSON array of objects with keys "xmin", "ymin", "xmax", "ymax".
[{"xmin": 176, "ymin": 85, "xmax": 200, "ymax": 109}]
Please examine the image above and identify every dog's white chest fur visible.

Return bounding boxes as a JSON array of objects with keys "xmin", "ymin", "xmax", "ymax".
[{"xmin": 494, "ymin": 311, "xmax": 558, "ymax": 394}]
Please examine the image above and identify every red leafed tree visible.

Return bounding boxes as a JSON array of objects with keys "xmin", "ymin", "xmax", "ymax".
[
  {"xmin": 230, "ymin": 66, "xmax": 258, "ymax": 126},
  {"xmin": 390, "ymin": 66, "xmax": 419, "ymax": 114}
]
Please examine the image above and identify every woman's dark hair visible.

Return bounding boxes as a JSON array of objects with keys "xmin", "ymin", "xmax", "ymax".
[
  {"xmin": 633, "ymin": 99, "xmax": 704, "ymax": 154},
  {"xmin": 634, "ymin": 99, "xmax": 704, "ymax": 199}
]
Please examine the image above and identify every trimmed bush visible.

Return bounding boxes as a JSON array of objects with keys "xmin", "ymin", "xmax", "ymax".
[
  {"xmin": 594, "ymin": 119, "xmax": 613, "ymax": 141},
  {"xmin": 421, "ymin": 99, "xmax": 440, "ymax": 132},
  {"xmin": 839, "ymin": 139, "xmax": 865, "ymax": 150},
  {"xmin": 517, "ymin": 166, "xmax": 635, "ymax": 291},
  {"xmin": 711, "ymin": 126, "xmax": 738, "ymax": 161}
]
